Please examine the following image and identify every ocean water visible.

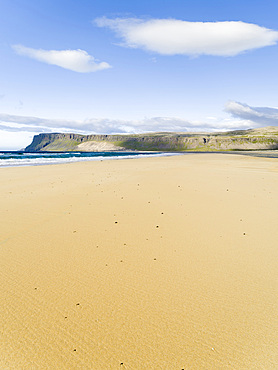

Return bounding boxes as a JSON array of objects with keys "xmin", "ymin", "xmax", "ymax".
[{"xmin": 0, "ymin": 151, "xmax": 175, "ymax": 168}]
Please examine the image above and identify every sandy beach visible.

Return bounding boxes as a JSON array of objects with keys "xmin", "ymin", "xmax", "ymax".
[{"xmin": 0, "ymin": 154, "xmax": 277, "ymax": 369}]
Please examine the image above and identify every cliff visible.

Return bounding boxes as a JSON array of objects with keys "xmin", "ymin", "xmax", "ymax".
[{"xmin": 25, "ymin": 127, "xmax": 278, "ymax": 152}]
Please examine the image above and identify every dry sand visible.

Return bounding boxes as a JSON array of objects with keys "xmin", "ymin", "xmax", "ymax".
[{"xmin": 0, "ymin": 154, "xmax": 277, "ymax": 369}]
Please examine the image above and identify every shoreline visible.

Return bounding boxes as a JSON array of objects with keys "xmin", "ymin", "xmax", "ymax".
[
  {"xmin": 0, "ymin": 151, "xmax": 180, "ymax": 169},
  {"xmin": 1, "ymin": 149, "xmax": 278, "ymax": 169},
  {"xmin": 1, "ymin": 154, "xmax": 277, "ymax": 368}
]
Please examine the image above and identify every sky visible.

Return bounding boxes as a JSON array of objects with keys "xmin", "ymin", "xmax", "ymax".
[{"xmin": 1, "ymin": 0, "xmax": 278, "ymax": 149}]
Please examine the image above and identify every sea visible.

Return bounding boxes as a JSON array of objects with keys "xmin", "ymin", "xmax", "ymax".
[
  {"xmin": 0, "ymin": 151, "xmax": 176, "ymax": 168},
  {"xmin": 1, "ymin": 150, "xmax": 277, "ymax": 168}
]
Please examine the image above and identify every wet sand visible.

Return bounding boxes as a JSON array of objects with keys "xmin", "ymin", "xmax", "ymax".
[{"xmin": 0, "ymin": 154, "xmax": 277, "ymax": 369}]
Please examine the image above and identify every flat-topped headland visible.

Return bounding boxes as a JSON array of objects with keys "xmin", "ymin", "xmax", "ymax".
[{"xmin": 25, "ymin": 126, "xmax": 278, "ymax": 152}]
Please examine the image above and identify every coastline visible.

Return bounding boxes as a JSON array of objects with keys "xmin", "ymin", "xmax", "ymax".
[
  {"xmin": 0, "ymin": 151, "xmax": 178, "ymax": 168},
  {"xmin": 1, "ymin": 154, "xmax": 277, "ymax": 368},
  {"xmin": 1, "ymin": 149, "xmax": 278, "ymax": 169}
]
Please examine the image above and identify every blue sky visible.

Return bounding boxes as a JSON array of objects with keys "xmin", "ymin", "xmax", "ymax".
[{"xmin": 1, "ymin": 0, "xmax": 278, "ymax": 149}]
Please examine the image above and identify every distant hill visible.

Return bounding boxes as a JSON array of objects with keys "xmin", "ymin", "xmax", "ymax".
[{"xmin": 25, "ymin": 126, "xmax": 278, "ymax": 152}]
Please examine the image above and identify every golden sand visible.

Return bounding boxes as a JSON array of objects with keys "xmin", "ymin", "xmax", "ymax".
[{"xmin": 0, "ymin": 154, "xmax": 277, "ymax": 369}]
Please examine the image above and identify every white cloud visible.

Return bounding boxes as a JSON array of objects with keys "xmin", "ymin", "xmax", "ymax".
[
  {"xmin": 225, "ymin": 101, "xmax": 278, "ymax": 126},
  {"xmin": 95, "ymin": 17, "xmax": 278, "ymax": 56},
  {"xmin": 12, "ymin": 45, "xmax": 111, "ymax": 72}
]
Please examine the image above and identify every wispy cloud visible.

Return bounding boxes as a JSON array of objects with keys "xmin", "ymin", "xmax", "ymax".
[
  {"xmin": 95, "ymin": 17, "xmax": 278, "ymax": 56},
  {"xmin": 225, "ymin": 101, "xmax": 278, "ymax": 126},
  {"xmin": 12, "ymin": 45, "xmax": 111, "ymax": 72},
  {"xmin": 0, "ymin": 111, "xmax": 253, "ymax": 136},
  {"xmin": 0, "ymin": 124, "xmax": 50, "ymax": 133}
]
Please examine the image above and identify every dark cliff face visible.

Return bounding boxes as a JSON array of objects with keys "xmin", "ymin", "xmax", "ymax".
[
  {"xmin": 25, "ymin": 133, "xmax": 83, "ymax": 151},
  {"xmin": 25, "ymin": 128, "xmax": 278, "ymax": 152},
  {"xmin": 25, "ymin": 133, "xmax": 129, "ymax": 151}
]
